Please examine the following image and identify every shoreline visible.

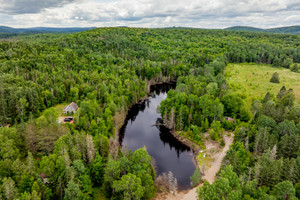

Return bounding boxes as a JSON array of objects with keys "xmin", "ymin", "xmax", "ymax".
[
  {"xmin": 113, "ymin": 79, "xmax": 202, "ymax": 192},
  {"xmin": 154, "ymin": 132, "xmax": 234, "ymax": 200},
  {"xmin": 168, "ymin": 129, "xmax": 201, "ymax": 177},
  {"xmin": 111, "ymin": 80, "xmax": 235, "ymax": 200},
  {"xmin": 113, "ymin": 79, "xmax": 176, "ymax": 142}
]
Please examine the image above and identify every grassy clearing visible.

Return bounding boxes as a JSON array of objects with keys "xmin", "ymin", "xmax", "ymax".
[
  {"xmin": 53, "ymin": 103, "xmax": 68, "ymax": 116},
  {"xmin": 197, "ymin": 151, "xmax": 213, "ymax": 169},
  {"xmin": 226, "ymin": 63, "xmax": 300, "ymax": 105},
  {"xmin": 53, "ymin": 103, "xmax": 69, "ymax": 123}
]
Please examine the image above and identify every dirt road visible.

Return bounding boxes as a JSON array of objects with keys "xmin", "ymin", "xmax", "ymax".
[{"xmin": 154, "ymin": 133, "xmax": 234, "ymax": 200}]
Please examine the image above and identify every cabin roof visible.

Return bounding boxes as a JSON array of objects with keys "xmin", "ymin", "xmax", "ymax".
[
  {"xmin": 63, "ymin": 102, "xmax": 78, "ymax": 113},
  {"xmin": 225, "ymin": 116, "xmax": 235, "ymax": 122},
  {"xmin": 69, "ymin": 102, "xmax": 78, "ymax": 110}
]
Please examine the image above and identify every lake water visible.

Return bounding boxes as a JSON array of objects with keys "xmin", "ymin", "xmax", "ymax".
[{"xmin": 119, "ymin": 83, "xmax": 196, "ymax": 190}]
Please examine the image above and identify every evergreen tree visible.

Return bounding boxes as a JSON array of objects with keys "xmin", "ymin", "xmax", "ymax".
[{"xmin": 270, "ymin": 72, "xmax": 280, "ymax": 83}]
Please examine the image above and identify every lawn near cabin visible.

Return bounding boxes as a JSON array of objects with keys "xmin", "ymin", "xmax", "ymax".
[
  {"xmin": 226, "ymin": 63, "xmax": 300, "ymax": 105},
  {"xmin": 53, "ymin": 103, "xmax": 68, "ymax": 116},
  {"xmin": 53, "ymin": 103, "xmax": 72, "ymax": 123}
]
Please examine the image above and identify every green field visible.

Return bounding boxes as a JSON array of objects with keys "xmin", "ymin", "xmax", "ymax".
[
  {"xmin": 226, "ymin": 64, "xmax": 300, "ymax": 104},
  {"xmin": 53, "ymin": 103, "xmax": 68, "ymax": 116}
]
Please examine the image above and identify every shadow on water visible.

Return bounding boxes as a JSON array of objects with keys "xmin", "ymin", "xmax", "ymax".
[
  {"xmin": 119, "ymin": 83, "xmax": 196, "ymax": 190},
  {"xmin": 156, "ymin": 118, "xmax": 192, "ymax": 158}
]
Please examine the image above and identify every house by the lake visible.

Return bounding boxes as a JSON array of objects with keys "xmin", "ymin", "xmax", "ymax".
[
  {"xmin": 63, "ymin": 102, "xmax": 78, "ymax": 114},
  {"xmin": 225, "ymin": 116, "xmax": 235, "ymax": 123}
]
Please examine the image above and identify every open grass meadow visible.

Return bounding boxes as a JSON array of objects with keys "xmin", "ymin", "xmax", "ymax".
[{"xmin": 226, "ymin": 63, "xmax": 300, "ymax": 105}]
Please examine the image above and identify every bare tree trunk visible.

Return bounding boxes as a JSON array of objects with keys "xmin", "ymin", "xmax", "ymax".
[
  {"xmin": 169, "ymin": 107, "xmax": 175, "ymax": 130},
  {"xmin": 86, "ymin": 134, "xmax": 96, "ymax": 163}
]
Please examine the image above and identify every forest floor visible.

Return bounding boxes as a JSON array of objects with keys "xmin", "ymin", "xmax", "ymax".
[
  {"xmin": 154, "ymin": 132, "xmax": 234, "ymax": 200},
  {"xmin": 226, "ymin": 63, "xmax": 300, "ymax": 105}
]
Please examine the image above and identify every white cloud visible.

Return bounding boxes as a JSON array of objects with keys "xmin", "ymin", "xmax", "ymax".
[{"xmin": 1, "ymin": 0, "xmax": 299, "ymax": 28}]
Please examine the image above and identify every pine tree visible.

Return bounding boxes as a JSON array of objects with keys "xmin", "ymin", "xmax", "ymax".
[
  {"xmin": 190, "ymin": 169, "xmax": 202, "ymax": 186},
  {"xmin": 277, "ymin": 86, "xmax": 287, "ymax": 99},
  {"xmin": 263, "ymin": 92, "xmax": 271, "ymax": 103},
  {"xmin": 202, "ymin": 118, "xmax": 209, "ymax": 132},
  {"xmin": 270, "ymin": 72, "xmax": 280, "ymax": 83},
  {"xmin": 26, "ymin": 151, "xmax": 35, "ymax": 173},
  {"xmin": 290, "ymin": 63, "xmax": 299, "ymax": 72}
]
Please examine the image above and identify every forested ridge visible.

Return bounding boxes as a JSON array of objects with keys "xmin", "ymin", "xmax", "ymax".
[
  {"xmin": 0, "ymin": 28, "xmax": 299, "ymax": 199},
  {"xmin": 225, "ymin": 25, "xmax": 300, "ymax": 35}
]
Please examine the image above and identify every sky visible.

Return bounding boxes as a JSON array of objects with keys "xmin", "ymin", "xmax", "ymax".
[{"xmin": 0, "ymin": 0, "xmax": 299, "ymax": 28}]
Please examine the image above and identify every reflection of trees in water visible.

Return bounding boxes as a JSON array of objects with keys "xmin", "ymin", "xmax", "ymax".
[
  {"xmin": 156, "ymin": 118, "xmax": 192, "ymax": 158},
  {"xmin": 119, "ymin": 83, "xmax": 176, "ymax": 146},
  {"xmin": 150, "ymin": 83, "xmax": 176, "ymax": 96},
  {"xmin": 119, "ymin": 100, "xmax": 147, "ymax": 144}
]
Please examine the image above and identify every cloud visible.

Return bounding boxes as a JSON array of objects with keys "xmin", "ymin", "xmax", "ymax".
[
  {"xmin": 0, "ymin": 0, "xmax": 80, "ymax": 14},
  {"xmin": 0, "ymin": 0, "xmax": 299, "ymax": 28}
]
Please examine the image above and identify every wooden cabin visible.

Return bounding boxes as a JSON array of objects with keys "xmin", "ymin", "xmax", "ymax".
[{"xmin": 63, "ymin": 102, "xmax": 78, "ymax": 114}]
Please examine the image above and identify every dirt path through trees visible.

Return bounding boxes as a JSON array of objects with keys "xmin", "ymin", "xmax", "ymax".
[{"xmin": 154, "ymin": 133, "xmax": 234, "ymax": 200}]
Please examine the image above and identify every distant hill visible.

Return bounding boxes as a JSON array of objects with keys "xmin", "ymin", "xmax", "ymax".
[
  {"xmin": 224, "ymin": 26, "xmax": 264, "ymax": 32},
  {"xmin": 2, "ymin": 25, "xmax": 299, "ymax": 35},
  {"xmin": 224, "ymin": 25, "xmax": 300, "ymax": 35},
  {"xmin": 0, "ymin": 26, "xmax": 23, "ymax": 33},
  {"xmin": 0, "ymin": 26, "xmax": 96, "ymax": 34},
  {"xmin": 267, "ymin": 26, "xmax": 300, "ymax": 34}
]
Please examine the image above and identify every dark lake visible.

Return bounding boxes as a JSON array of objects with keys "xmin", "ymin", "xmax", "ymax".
[{"xmin": 119, "ymin": 83, "xmax": 196, "ymax": 190}]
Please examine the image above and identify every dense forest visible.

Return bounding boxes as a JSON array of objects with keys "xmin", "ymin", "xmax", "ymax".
[
  {"xmin": 0, "ymin": 28, "xmax": 299, "ymax": 199},
  {"xmin": 0, "ymin": 26, "xmax": 95, "ymax": 34}
]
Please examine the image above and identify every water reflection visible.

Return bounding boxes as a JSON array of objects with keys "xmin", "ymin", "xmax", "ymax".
[
  {"xmin": 119, "ymin": 83, "xmax": 196, "ymax": 190},
  {"xmin": 156, "ymin": 118, "xmax": 192, "ymax": 158}
]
